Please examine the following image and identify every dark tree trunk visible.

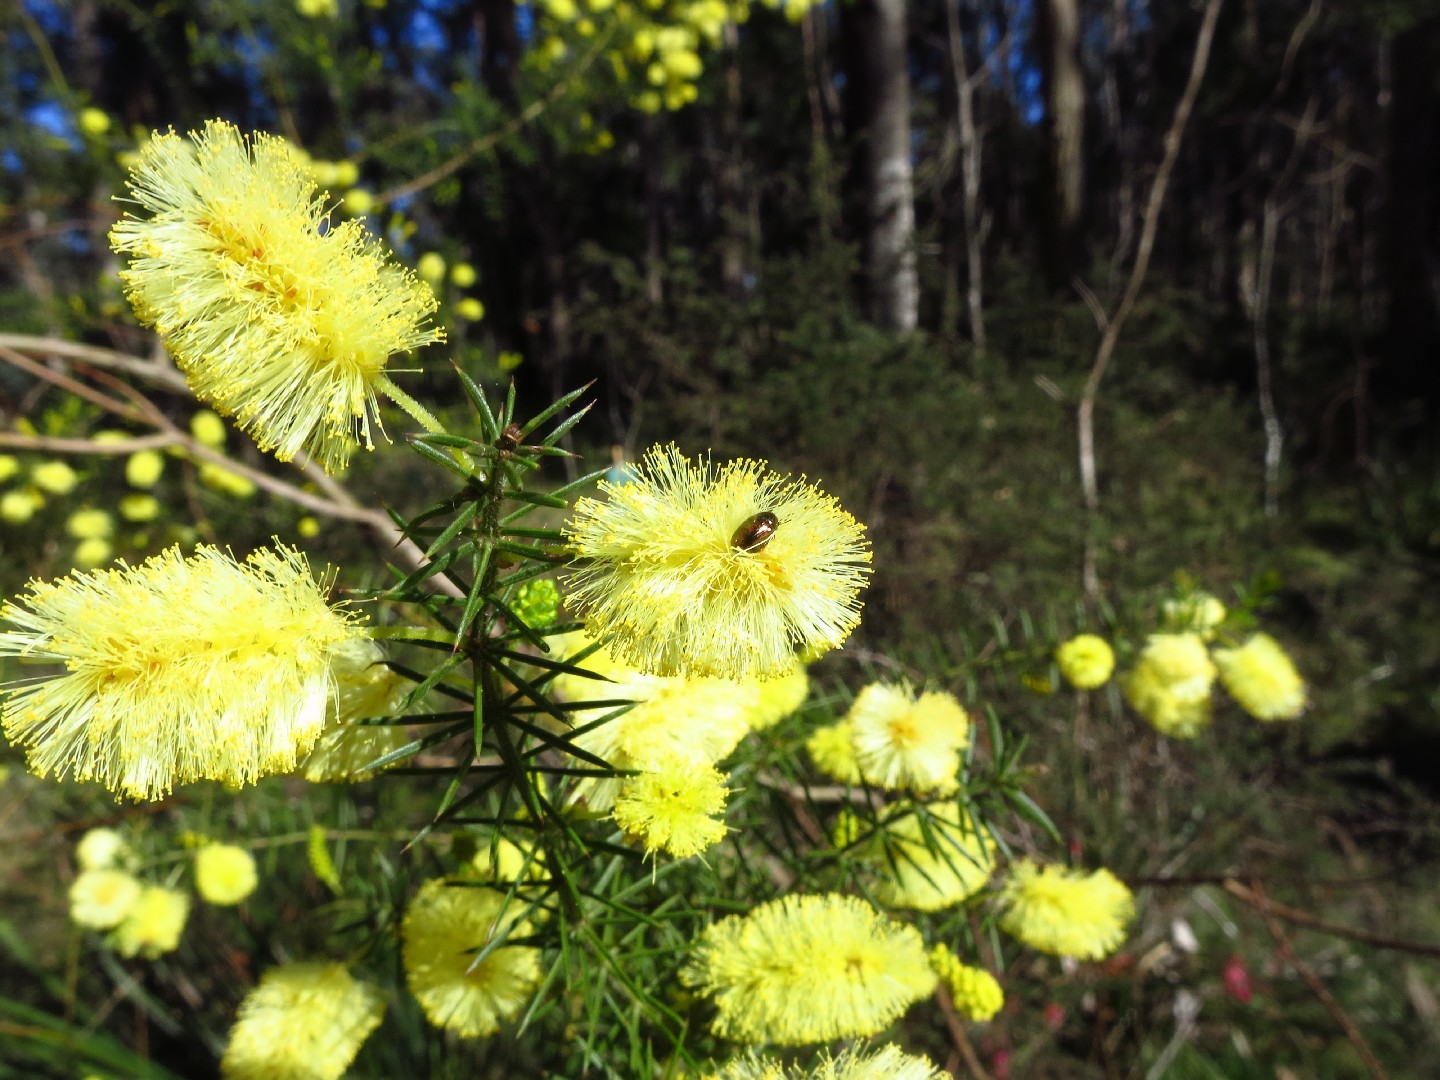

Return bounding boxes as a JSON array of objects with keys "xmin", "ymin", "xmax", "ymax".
[{"xmin": 1036, "ymin": 0, "xmax": 1087, "ymax": 289}]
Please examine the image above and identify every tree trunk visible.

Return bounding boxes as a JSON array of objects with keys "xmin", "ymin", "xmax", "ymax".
[
  {"xmin": 841, "ymin": 0, "xmax": 918, "ymax": 334},
  {"xmin": 1036, "ymin": 0, "xmax": 1087, "ymax": 288}
]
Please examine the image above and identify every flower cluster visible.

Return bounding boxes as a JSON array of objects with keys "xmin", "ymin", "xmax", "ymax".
[
  {"xmin": 807, "ymin": 683, "xmax": 970, "ymax": 795},
  {"xmin": 998, "ymin": 861, "xmax": 1134, "ymax": 961}
]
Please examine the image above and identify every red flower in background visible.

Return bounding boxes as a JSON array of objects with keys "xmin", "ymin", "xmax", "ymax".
[{"xmin": 1223, "ymin": 954, "xmax": 1253, "ymax": 1004}]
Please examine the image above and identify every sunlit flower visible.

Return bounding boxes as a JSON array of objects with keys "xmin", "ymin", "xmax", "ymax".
[
  {"xmin": 1123, "ymin": 633, "xmax": 1216, "ymax": 738},
  {"xmin": 707, "ymin": 1044, "xmax": 945, "ymax": 1080},
  {"xmin": 745, "ymin": 661, "xmax": 809, "ymax": 731},
  {"xmin": 0, "ymin": 543, "xmax": 366, "ymax": 800},
  {"xmin": 109, "ymin": 119, "xmax": 443, "ymax": 473},
  {"xmin": 66, "ymin": 508, "xmax": 114, "ymax": 540},
  {"xmin": 195, "ymin": 843, "xmax": 258, "ymax": 905},
  {"xmin": 76, "ymin": 827, "xmax": 128, "ymax": 870},
  {"xmin": 564, "ymin": 444, "xmax": 871, "ymax": 680},
  {"xmin": 807, "ymin": 720, "xmax": 863, "ymax": 784},
  {"xmin": 191, "ymin": 409, "xmax": 228, "ymax": 449},
  {"xmin": 32, "ymin": 460, "xmax": 78, "ymax": 495},
  {"xmin": 1213, "ymin": 632, "xmax": 1305, "ymax": 721},
  {"xmin": 301, "ymin": 638, "xmax": 412, "ymax": 782},
  {"xmin": 847, "ymin": 684, "xmax": 969, "ymax": 795},
  {"xmin": 221, "ymin": 962, "xmax": 385, "ymax": 1080},
  {"xmin": 120, "ymin": 494, "xmax": 161, "ymax": 522},
  {"xmin": 69, "ymin": 868, "xmax": 141, "ymax": 929},
  {"xmin": 125, "ymin": 449, "xmax": 165, "ymax": 488},
  {"xmin": 0, "ymin": 489, "xmax": 43, "ymax": 523},
  {"xmin": 1055, "ymin": 634, "xmax": 1115, "ymax": 690},
  {"xmin": 0, "ymin": 455, "xmax": 17, "ymax": 483},
  {"xmin": 612, "ymin": 757, "xmax": 729, "ymax": 859},
  {"xmin": 550, "ymin": 633, "xmax": 753, "ymax": 810},
  {"xmin": 73, "ymin": 538, "xmax": 113, "ymax": 569},
  {"xmin": 929, "ymin": 944, "xmax": 1003, "ymax": 1022},
  {"xmin": 998, "ymin": 861, "xmax": 1134, "ymax": 961},
  {"xmin": 1162, "ymin": 592, "xmax": 1227, "ymax": 641},
  {"xmin": 402, "ymin": 877, "xmax": 542, "ymax": 1038},
  {"xmin": 113, "ymin": 884, "xmax": 189, "ymax": 957},
  {"xmin": 681, "ymin": 893, "xmax": 937, "ymax": 1045},
  {"xmin": 865, "ymin": 802, "xmax": 995, "ymax": 911}
]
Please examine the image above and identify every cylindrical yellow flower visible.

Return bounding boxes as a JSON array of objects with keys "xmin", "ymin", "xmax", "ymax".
[
  {"xmin": 0, "ymin": 543, "xmax": 367, "ymax": 801},
  {"xmin": 564, "ymin": 444, "xmax": 872, "ymax": 680},
  {"xmin": 69, "ymin": 869, "xmax": 142, "ymax": 929},
  {"xmin": 709, "ymin": 1044, "xmax": 946, "ymax": 1080},
  {"xmin": 612, "ymin": 757, "xmax": 730, "ymax": 858},
  {"xmin": 866, "ymin": 802, "xmax": 995, "ymax": 911},
  {"xmin": 998, "ymin": 861, "xmax": 1134, "ymax": 961},
  {"xmin": 221, "ymin": 962, "xmax": 385, "ymax": 1080},
  {"xmin": 113, "ymin": 884, "xmax": 189, "ymax": 958},
  {"xmin": 196, "ymin": 844, "xmax": 259, "ymax": 905},
  {"xmin": 301, "ymin": 638, "xmax": 412, "ymax": 782},
  {"xmin": 1122, "ymin": 633, "xmax": 1217, "ymax": 738},
  {"xmin": 109, "ymin": 120, "xmax": 443, "ymax": 473},
  {"xmin": 1212, "ymin": 632, "xmax": 1305, "ymax": 721},
  {"xmin": 681, "ymin": 893, "xmax": 938, "ymax": 1045},
  {"xmin": 1056, "ymin": 634, "xmax": 1115, "ymax": 690},
  {"xmin": 929, "ymin": 945, "xmax": 1003, "ymax": 1022},
  {"xmin": 402, "ymin": 877, "xmax": 542, "ymax": 1038},
  {"xmin": 846, "ymin": 683, "xmax": 969, "ymax": 795}
]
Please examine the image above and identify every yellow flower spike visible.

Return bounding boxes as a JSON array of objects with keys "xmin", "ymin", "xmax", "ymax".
[
  {"xmin": 76, "ymin": 827, "xmax": 129, "ymax": 870},
  {"xmin": 125, "ymin": 449, "xmax": 165, "ymax": 488},
  {"xmin": 109, "ymin": 120, "xmax": 443, "ymax": 473},
  {"xmin": 301, "ymin": 639, "xmax": 412, "ymax": 783},
  {"xmin": 69, "ymin": 869, "xmax": 142, "ymax": 929},
  {"xmin": 1213, "ymin": 632, "xmax": 1306, "ymax": 721},
  {"xmin": 710, "ymin": 1045, "xmax": 945, "ymax": 1080},
  {"xmin": 869, "ymin": 802, "xmax": 996, "ymax": 911},
  {"xmin": 929, "ymin": 944, "xmax": 1003, "ymax": 1022},
  {"xmin": 32, "ymin": 460, "xmax": 78, "ymax": 495},
  {"xmin": 195, "ymin": 843, "xmax": 258, "ymax": 905},
  {"xmin": 682, "ymin": 893, "xmax": 937, "ymax": 1045},
  {"xmin": 221, "ymin": 962, "xmax": 385, "ymax": 1080},
  {"xmin": 0, "ymin": 543, "xmax": 367, "ymax": 801},
  {"xmin": 846, "ymin": 683, "xmax": 969, "ymax": 795},
  {"xmin": 402, "ymin": 877, "xmax": 542, "ymax": 1038},
  {"xmin": 564, "ymin": 444, "xmax": 872, "ymax": 681},
  {"xmin": 199, "ymin": 462, "xmax": 257, "ymax": 498},
  {"xmin": 998, "ymin": 861, "xmax": 1134, "ymax": 961},
  {"xmin": 612, "ymin": 757, "xmax": 730, "ymax": 859},
  {"xmin": 1123, "ymin": 632, "xmax": 1216, "ymax": 738},
  {"xmin": 112, "ymin": 884, "xmax": 189, "ymax": 958},
  {"xmin": 1056, "ymin": 633, "xmax": 1115, "ymax": 690}
]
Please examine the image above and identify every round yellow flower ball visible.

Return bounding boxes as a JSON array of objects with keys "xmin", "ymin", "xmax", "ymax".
[
  {"xmin": 1056, "ymin": 633, "xmax": 1115, "ymax": 690},
  {"xmin": 195, "ymin": 843, "xmax": 258, "ymax": 905}
]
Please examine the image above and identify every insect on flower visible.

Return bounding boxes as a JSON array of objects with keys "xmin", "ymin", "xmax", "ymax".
[{"xmin": 730, "ymin": 511, "xmax": 778, "ymax": 553}]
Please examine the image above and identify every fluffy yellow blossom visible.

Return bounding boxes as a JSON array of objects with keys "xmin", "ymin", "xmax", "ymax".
[
  {"xmin": 682, "ymin": 893, "xmax": 937, "ymax": 1045},
  {"xmin": 415, "ymin": 251, "xmax": 446, "ymax": 283},
  {"xmin": 929, "ymin": 945, "xmax": 1003, "ymax": 1021},
  {"xmin": 32, "ymin": 460, "xmax": 78, "ymax": 495},
  {"xmin": 999, "ymin": 861, "xmax": 1134, "ymax": 961},
  {"xmin": 301, "ymin": 638, "xmax": 412, "ymax": 782},
  {"xmin": 455, "ymin": 297, "xmax": 485, "ymax": 321},
  {"xmin": 1162, "ymin": 592, "xmax": 1227, "ymax": 640},
  {"xmin": 221, "ymin": 963, "xmax": 385, "ymax": 1080},
  {"xmin": 191, "ymin": 409, "xmax": 228, "ymax": 449},
  {"xmin": 708, "ymin": 1045, "xmax": 945, "ymax": 1080},
  {"xmin": 550, "ymin": 634, "xmax": 754, "ymax": 810},
  {"xmin": 612, "ymin": 757, "xmax": 729, "ymax": 858},
  {"xmin": 120, "ymin": 493, "xmax": 161, "ymax": 522},
  {"xmin": 196, "ymin": 844, "xmax": 258, "ymax": 905},
  {"xmin": 1213, "ymin": 632, "xmax": 1305, "ymax": 721},
  {"xmin": 73, "ymin": 538, "xmax": 113, "ymax": 569},
  {"xmin": 66, "ymin": 508, "xmax": 114, "ymax": 540},
  {"xmin": 69, "ymin": 869, "xmax": 142, "ymax": 929},
  {"xmin": 109, "ymin": 120, "xmax": 443, "ymax": 473},
  {"xmin": 806, "ymin": 720, "xmax": 863, "ymax": 784},
  {"xmin": 866, "ymin": 803, "xmax": 995, "ymax": 911},
  {"xmin": 1123, "ymin": 632, "xmax": 1216, "ymax": 738},
  {"xmin": 76, "ymin": 827, "xmax": 128, "ymax": 870},
  {"xmin": 450, "ymin": 262, "xmax": 477, "ymax": 288},
  {"xmin": 1055, "ymin": 634, "xmax": 1115, "ymax": 690},
  {"xmin": 745, "ymin": 661, "xmax": 809, "ymax": 731},
  {"xmin": 125, "ymin": 449, "xmax": 165, "ymax": 488},
  {"xmin": 113, "ymin": 884, "xmax": 189, "ymax": 957},
  {"xmin": 78, "ymin": 107, "xmax": 112, "ymax": 136},
  {"xmin": 0, "ymin": 455, "xmax": 18, "ymax": 482},
  {"xmin": 0, "ymin": 544, "xmax": 366, "ymax": 800},
  {"xmin": 0, "ymin": 490, "xmax": 43, "ymax": 523},
  {"xmin": 564, "ymin": 444, "xmax": 871, "ymax": 680},
  {"xmin": 402, "ymin": 877, "xmax": 542, "ymax": 1038},
  {"xmin": 199, "ymin": 462, "xmax": 257, "ymax": 498},
  {"xmin": 847, "ymin": 683, "xmax": 969, "ymax": 795}
]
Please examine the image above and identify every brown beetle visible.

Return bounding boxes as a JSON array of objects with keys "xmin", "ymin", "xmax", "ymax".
[{"xmin": 730, "ymin": 511, "xmax": 779, "ymax": 553}]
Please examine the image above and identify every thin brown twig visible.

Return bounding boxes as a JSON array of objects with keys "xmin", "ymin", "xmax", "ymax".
[
  {"xmin": 936, "ymin": 981, "xmax": 994, "ymax": 1080},
  {"xmin": 1221, "ymin": 878, "xmax": 1440, "ymax": 960},
  {"xmin": 1250, "ymin": 880, "xmax": 1390, "ymax": 1080}
]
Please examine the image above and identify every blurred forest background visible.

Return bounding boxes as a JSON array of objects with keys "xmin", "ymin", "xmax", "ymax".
[{"xmin": 3, "ymin": 0, "xmax": 1440, "ymax": 1076}]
